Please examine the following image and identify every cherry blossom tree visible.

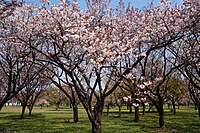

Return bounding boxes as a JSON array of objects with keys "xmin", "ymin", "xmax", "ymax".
[
  {"xmin": 16, "ymin": 71, "xmax": 50, "ymax": 118},
  {"xmin": 0, "ymin": 39, "xmax": 43, "ymax": 110},
  {"xmin": 167, "ymin": 0, "xmax": 199, "ymax": 116},
  {"xmin": 45, "ymin": 68, "xmax": 80, "ymax": 123},
  {"xmin": 0, "ymin": 0, "xmax": 22, "ymax": 20},
  {"xmin": 119, "ymin": 77, "xmax": 147, "ymax": 122},
  {"xmin": 4, "ymin": 0, "xmax": 199, "ymax": 132}
]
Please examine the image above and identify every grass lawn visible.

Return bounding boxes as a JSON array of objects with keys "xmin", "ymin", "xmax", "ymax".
[{"xmin": 0, "ymin": 105, "xmax": 199, "ymax": 133}]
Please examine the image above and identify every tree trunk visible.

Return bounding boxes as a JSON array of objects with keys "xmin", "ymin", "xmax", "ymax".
[
  {"xmin": 197, "ymin": 104, "xmax": 200, "ymax": 117},
  {"xmin": 167, "ymin": 103, "xmax": 170, "ymax": 109},
  {"xmin": 73, "ymin": 104, "xmax": 79, "ymax": 123},
  {"xmin": 177, "ymin": 101, "xmax": 180, "ymax": 109},
  {"xmin": 129, "ymin": 103, "xmax": 132, "ymax": 113},
  {"xmin": 91, "ymin": 108, "xmax": 102, "ymax": 133},
  {"xmin": 172, "ymin": 99, "xmax": 176, "ymax": 115},
  {"xmin": 148, "ymin": 103, "xmax": 154, "ymax": 112},
  {"xmin": 89, "ymin": 99, "xmax": 104, "ymax": 133},
  {"xmin": 159, "ymin": 111, "xmax": 164, "ymax": 128},
  {"xmin": 155, "ymin": 100, "xmax": 165, "ymax": 128},
  {"xmin": 142, "ymin": 102, "xmax": 145, "ymax": 115},
  {"xmin": 198, "ymin": 107, "xmax": 200, "ymax": 117},
  {"xmin": 0, "ymin": 103, "xmax": 4, "ymax": 111},
  {"xmin": 56, "ymin": 103, "xmax": 59, "ymax": 110},
  {"xmin": 21, "ymin": 105, "xmax": 26, "ymax": 119},
  {"xmin": 195, "ymin": 103, "xmax": 197, "ymax": 110},
  {"xmin": 134, "ymin": 106, "xmax": 139, "ymax": 122},
  {"xmin": 92, "ymin": 119, "xmax": 101, "ymax": 133},
  {"xmin": 187, "ymin": 101, "xmax": 190, "ymax": 107},
  {"xmin": 0, "ymin": 94, "xmax": 13, "ymax": 110},
  {"xmin": 118, "ymin": 105, "xmax": 121, "ymax": 118},
  {"xmin": 28, "ymin": 104, "xmax": 34, "ymax": 116},
  {"xmin": 28, "ymin": 108, "xmax": 32, "ymax": 116},
  {"xmin": 106, "ymin": 105, "xmax": 110, "ymax": 116}
]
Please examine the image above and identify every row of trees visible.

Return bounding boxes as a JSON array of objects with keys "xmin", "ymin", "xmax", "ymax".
[{"xmin": 0, "ymin": 0, "xmax": 199, "ymax": 133}]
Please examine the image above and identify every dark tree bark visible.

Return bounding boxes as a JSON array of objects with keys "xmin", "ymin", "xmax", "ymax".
[
  {"xmin": 28, "ymin": 107, "xmax": 33, "ymax": 116},
  {"xmin": 92, "ymin": 118, "xmax": 101, "ymax": 133},
  {"xmin": 72, "ymin": 104, "xmax": 79, "ymax": 123},
  {"xmin": 155, "ymin": 102, "xmax": 165, "ymax": 128},
  {"xmin": 148, "ymin": 104, "xmax": 154, "ymax": 112},
  {"xmin": 142, "ymin": 102, "xmax": 145, "ymax": 115},
  {"xmin": 21, "ymin": 104, "xmax": 27, "ymax": 119},
  {"xmin": 129, "ymin": 103, "xmax": 132, "ymax": 113},
  {"xmin": 28, "ymin": 92, "xmax": 41, "ymax": 116},
  {"xmin": 106, "ymin": 105, "xmax": 110, "ymax": 116},
  {"xmin": 89, "ymin": 101, "xmax": 103, "ymax": 133},
  {"xmin": 118, "ymin": 105, "xmax": 122, "ymax": 118},
  {"xmin": 51, "ymin": 80, "xmax": 79, "ymax": 123},
  {"xmin": 195, "ymin": 104, "xmax": 197, "ymax": 110},
  {"xmin": 158, "ymin": 110, "xmax": 164, "ymax": 128},
  {"xmin": 40, "ymin": 104, "xmax": 43, "ymax": 109},
  {"xmin": 189, "ymin": 84, "xmax": 200, "ymax": 117},
  {"xmin": 134, "ymin": 106, "xmax": 139, "ymax": 122},
  {"xmin": 172, "ymin": 98, "xmax": 176, "ymax": 115}
]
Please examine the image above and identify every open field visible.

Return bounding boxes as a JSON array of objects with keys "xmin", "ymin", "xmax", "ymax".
[{"xmin": 0, "ymin": 106, "xmax": 199, "ymax": 133}]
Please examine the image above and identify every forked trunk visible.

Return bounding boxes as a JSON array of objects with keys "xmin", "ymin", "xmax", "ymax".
[
  {"xmin": 28, "ymin": 104, "xmax": 34, "ymax": 116},
  {"xmin": 21, "ymin": 105, "xmax": 26, "ymax": 119},
  {"xmin": 28, "ymin": 107, "xmax": 33, "ymax": 116},
  {"xmin": 90, "ymin": 100, "xmax": 103, "ymax": 133},
  {"xmin": 134, "ymin": 106, "xmax": 139, "ymax": 122}
]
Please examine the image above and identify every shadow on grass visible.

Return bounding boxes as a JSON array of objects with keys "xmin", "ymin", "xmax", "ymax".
[
  {"xmin": 0, "ymin": 113, "xmax": 54, "ymax": 132},
  {"xmin": 0, "ymin": 106, "xmax": 199, "ymax": 133},
  {"xmin": 0, "ymin": 112, "xmax": 91, "ymax": 133}
]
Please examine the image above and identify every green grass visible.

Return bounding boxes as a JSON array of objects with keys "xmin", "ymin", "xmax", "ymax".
[{"xmin": 0, "ymin": 106, "xmax": 199, "ymax": 133}]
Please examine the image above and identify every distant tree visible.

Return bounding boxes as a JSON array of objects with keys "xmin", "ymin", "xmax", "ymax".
[
  {"xmin": 120, "ymin": 78, "xmax": 147, "ymax": 122},
  {"xmin": 139, "ymin": 47, "xmax": 177, "ymax": 127},
  {"xmin": 16, "ymin": 73, "xmax": 50, "ymax": 118},
  {"xmin": 104, "ymin": 91, "xmax": 115, "ymax": 116},
  {"xmin": 164, "ymin": 76, "xmax": 188, "ymax": 114},
  {"xmin": 167, "ymin": 9, "xmax": 200, "ymax": 116},
  {"xmin": 45, "ymin": 87, "xmax": 68, "ymax": 110},
  {"xmin": 42, "ymin": 65, "xmax": 80, "ymax": 123}
]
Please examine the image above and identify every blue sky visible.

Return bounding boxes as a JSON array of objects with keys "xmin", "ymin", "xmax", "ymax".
[{"xmin": 27, "ymin": 0, "xmax": 183, "ymax": 10}]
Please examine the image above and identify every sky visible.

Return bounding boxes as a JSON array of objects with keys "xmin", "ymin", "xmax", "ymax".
[{"xmin": 27, "ymin": 0, "xmax": 183, "ymax": 10}]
